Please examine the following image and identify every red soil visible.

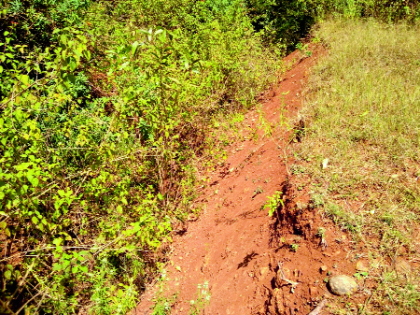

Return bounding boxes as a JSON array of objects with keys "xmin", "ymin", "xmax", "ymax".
[{"xmin": 135, "ymin": 44, "xmax": 357, "ymax": 315}]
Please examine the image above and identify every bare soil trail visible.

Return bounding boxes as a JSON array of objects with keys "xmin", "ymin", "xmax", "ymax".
[{"xmin": 135, "ymin": 44, "xmax": 356, "ymax": 315}]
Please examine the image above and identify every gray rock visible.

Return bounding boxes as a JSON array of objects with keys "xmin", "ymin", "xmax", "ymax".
[{"xmin": 328, "ymin": 275, "xmax": 358, "ymax": 296}]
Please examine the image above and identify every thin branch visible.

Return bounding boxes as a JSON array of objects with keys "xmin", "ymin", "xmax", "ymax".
[
  {"xmin": 0, "ymin": 299, "xmax": 17, "ymax": 315},
  {"xmin": 308, "ymin": 299, "xmax": 327, "ymax": 315},
  {"xmin": 14, "ymin": 290, "xmax": 42, "ymax": 315},
  {"xmin": 0, "ymin": 246, "xmax": 94, "ymax": 263},
  {"xmin": 7, "ymin": 261, "xmax": 35, "ymax": 308},
  {"xmin": 32, "ymin": 289, "xmax": 49, "ymax": 315},
  {"xmin": 277, "ymin": 261, "xmax": 299, "ymax": 292},
  {"xmin": 1, "ymin": 74, "xmax": 56, "ymax": 110}
]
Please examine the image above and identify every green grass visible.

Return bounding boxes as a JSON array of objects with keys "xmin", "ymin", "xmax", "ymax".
[{"xmin": 296, "ymin": 19, "xmax": 420, "ymax": 314}]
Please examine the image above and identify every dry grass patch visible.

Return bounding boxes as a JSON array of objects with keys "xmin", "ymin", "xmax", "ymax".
[{"xmin": 295, "ymin": 19, "xmax": 420, "ymax": 314}]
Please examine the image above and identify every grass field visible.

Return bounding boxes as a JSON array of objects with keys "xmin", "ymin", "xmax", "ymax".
[{"xmin": 295, "ymin": 19, "xmax": 420, "ymax": 314}]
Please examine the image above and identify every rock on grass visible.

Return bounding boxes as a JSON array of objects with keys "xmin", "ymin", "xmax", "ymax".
[{"xmin": 328, "ymin": 275, "xmax": 358, "ymax": 296}]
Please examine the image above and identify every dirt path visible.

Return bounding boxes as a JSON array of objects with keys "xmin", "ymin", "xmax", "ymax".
[{"xmin": 135, "ymin": 45, "xmax": 356, "ymax": 315}]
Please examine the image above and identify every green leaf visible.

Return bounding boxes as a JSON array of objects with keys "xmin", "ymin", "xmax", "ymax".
[
  {"xmin": 19, "ymin": 75, "xmax": 29, "ymax": 86},
  {"xmin": 53, "ymin": 238, "xmax": 63, "ymax": 246},
  {"xmin": 75, "ymin": 45, "xmax": 83, "ymax": 58},
  {"xmin": 154, "ymin": 29, "xmax": 164, "ymax": 37},
  {"xmin": 14, "ymin": 162, "xmax": 32, "ymax": 171},
  {"xmin": 53, "ymin": 263, "xmax": 62, "ymax": 271},
  {"xmin": 31, "ymin": 216, "xmax": 39, "ymax": 225},
  {"xmin": 69, "ymin": 59, "xmax": 77, "ymax": 72},
  {"xmin": 80, "ymin": 265, "xmax": 88, "ymax": 273},
  {"xmin": 21, "ymin": 185, "xmax": 29, "ymax": 193},
  {"xmin": 4, "ymin": 270, "xmax": 12, "ymax": 280},
  {"xmin": 131, "ymin": 41, "xmax": 140, "ymax": 56},
  {"xmin": 169, "ymin": 77, "xmax": 180, "ymax": 84},
  {"xmin": 14, "ymin": 270, "xmax": 21, "ymax": 280},
  {"xmin": 83, "ymin": 49, "xmax": 91, "ymax": 60},
  {"xmin": 119, "ymin": 62, "xmax": 130, "ymax": 70},
  {"xmin": 27, "ymin": 172, "xmax": 39, "ymax": 187},
  {"xmin": 31, "ymin": 177, "xmax": 39, "ymax": 187}
]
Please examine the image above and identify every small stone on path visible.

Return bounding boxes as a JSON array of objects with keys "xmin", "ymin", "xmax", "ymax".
[
  {"xmin": 356, "ymin": 260, "xmax": 369, "ymax": 272},
  {"xmin": 258, "ymin": 267, "xmax": 269, "ymax": 280},
  {"xmin": 328, "ymin": 275, "xmax": 358, "ymax": 296}
]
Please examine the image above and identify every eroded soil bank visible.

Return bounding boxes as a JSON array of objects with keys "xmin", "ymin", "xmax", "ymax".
[{"xmin": 135, "ymin": 44, "xmax": 356, "ymax": 315}]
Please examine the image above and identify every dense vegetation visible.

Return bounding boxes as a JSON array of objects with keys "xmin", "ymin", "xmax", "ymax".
[
  {"xmin": 1, "ymin": 0, "xmax": 420, "ymax": 313},
  {"xmin": 0, "ymin": 0, "xmax": 280, "ymax": 313}
]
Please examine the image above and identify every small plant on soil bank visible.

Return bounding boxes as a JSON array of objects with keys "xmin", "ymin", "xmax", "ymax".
[
  {"xmin": 296, "ymin": 42, "xmax": 312, "ymax": 57},
  {"xmin": 264, "ymin": 191, "xmax": 283, "ymax": 217},
  {"xmin": 290, "ymin": 243, "xmax": 299, "ymax": 252},
  {"xmin": 152, "ymin": 271, "xmax": 178, "ymax": 315},
  {"xmin": 354, "ymin": 271, "xmax": 368, "ymax": 280},
  {"xmin": 189, "ymin": 281, "xmax": 211, "ymax": 315}
]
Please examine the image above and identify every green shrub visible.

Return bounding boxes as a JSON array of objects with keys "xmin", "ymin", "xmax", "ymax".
[
  {"xmin": 0, "ymin": 0, "xmax": 279, "ymax": 313},
  {"xmin": 246, "ymin": 0, "xmax": 324, "ymax": 47},
  {"xmin": 350, "ymin": 0, "xmax": 420, "ymax": 21},
  {"xmin": 245, "ymin": 0, "xmax": 420, "ymax": 48}
]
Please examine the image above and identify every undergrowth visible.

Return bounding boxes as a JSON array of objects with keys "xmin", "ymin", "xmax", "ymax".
[
  {"xmin": 295, "ymin": 19, "xmax": 420, "ymax": 314},
  {"xmin": 0, "ymin": 0, "xmax": 279, "ymax": 313}
]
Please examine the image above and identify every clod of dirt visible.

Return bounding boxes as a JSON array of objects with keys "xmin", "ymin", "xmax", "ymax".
[
  {"xmin": 356, "ymin": 260, "xmax": 369, "ymax": 272},
  {"xmin": 295, "ymin": 201, "xmax": 308, "ymax": 211},
  {"xmin": 394, "ymin": 258, "xmax": 411, "ymax": 273},
  {"xmin": 259, "ymin": 266, "xmax": 270, "ymax": 280},
  {"xmin": 328, "ymin": 275, "xmax": 358, "ymax": 296}
]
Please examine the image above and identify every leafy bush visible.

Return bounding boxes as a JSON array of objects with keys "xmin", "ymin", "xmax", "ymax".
[
  {"xmin": 0, "ymin": 0, "xmax": 90, "ymax": 100},
  {"xmin": 344, "ymin": 0, "xmax": 420, "ymax": 21},
  {"xmin": 246, "ymin": 0, "xmax": 323, "ymax": 47},
  {"xmin": 245, "ymin": 0, "xmax": 420, "ymax": 48},
  {"xmin": 0, "ymin": 0, "xmax": 279, "ymax": 313}
]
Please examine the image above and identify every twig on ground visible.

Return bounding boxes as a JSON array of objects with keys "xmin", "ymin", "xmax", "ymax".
[
  {"xmin": 277, "ymin": 261, "xmax": 299, "ymax": 292},
  {"xmin": 308, "ymin": 299, "xmax": 326, "ymax": 315}
]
